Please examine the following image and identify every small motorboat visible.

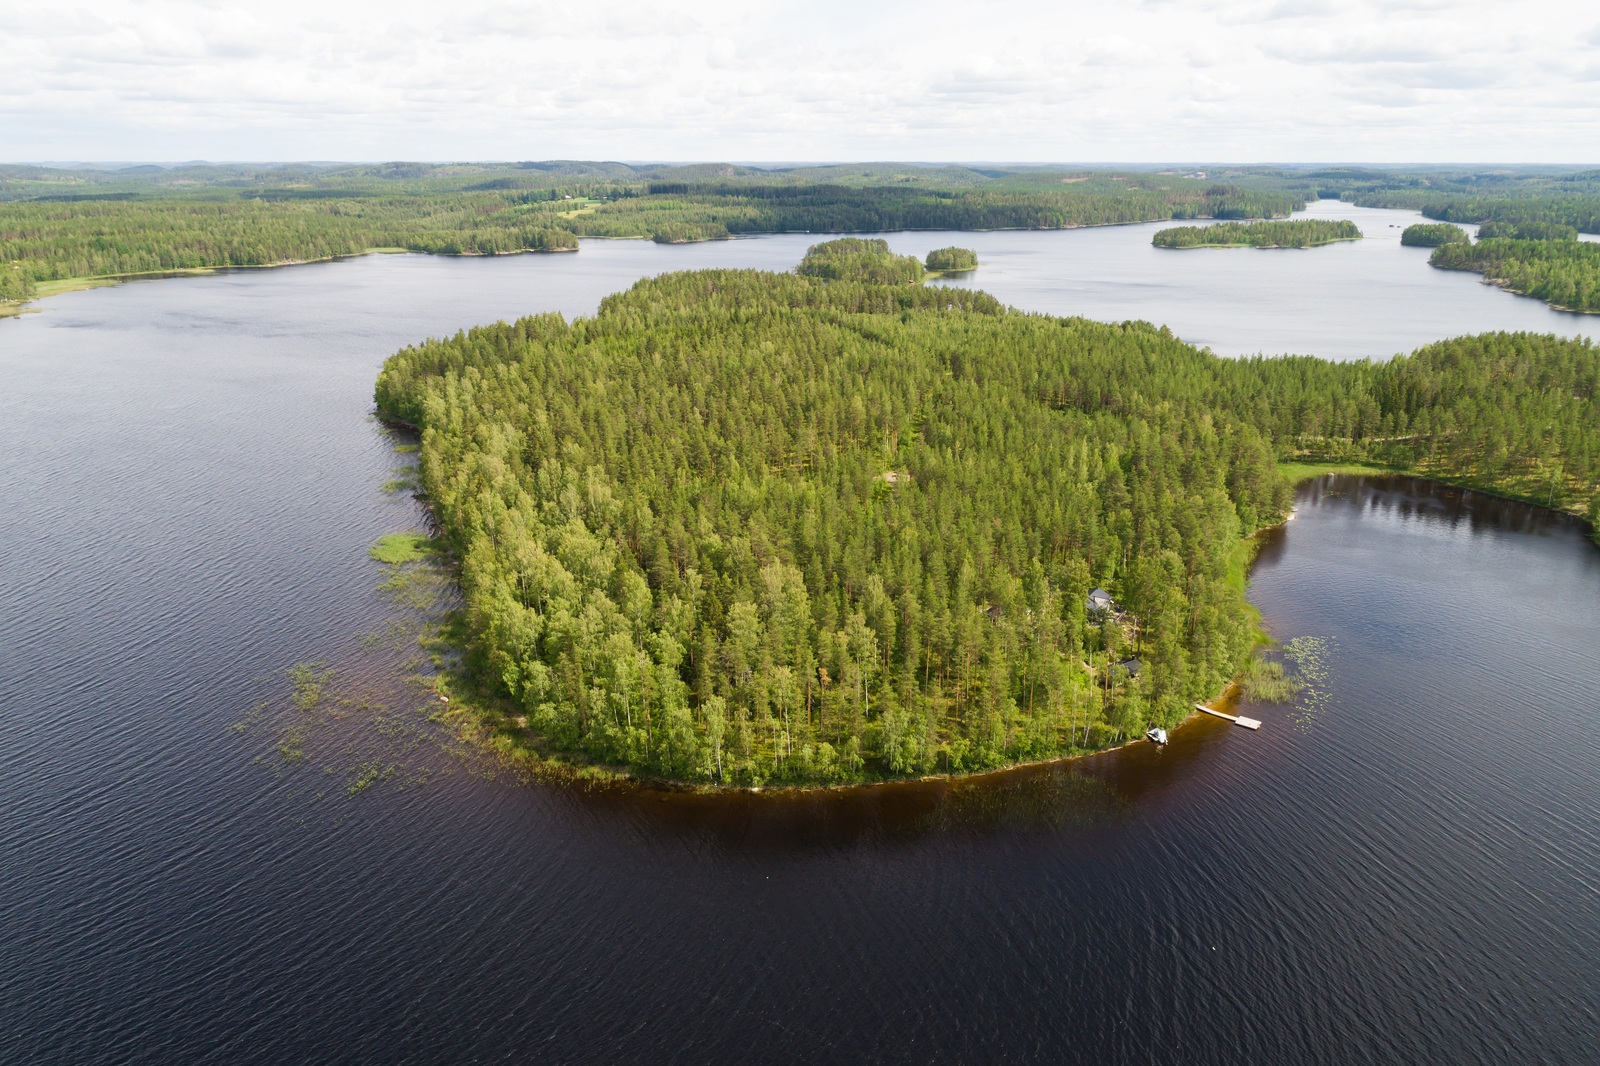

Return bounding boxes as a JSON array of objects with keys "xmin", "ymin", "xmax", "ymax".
[{"xmin": 1145, "ymin": 727, "xmax": 1168, "ymax": 745}]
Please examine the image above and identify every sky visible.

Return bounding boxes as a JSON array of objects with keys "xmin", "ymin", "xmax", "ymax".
[{"xmin": 2, "ymin": 0, "xmax": 1597, "ymax": 164}]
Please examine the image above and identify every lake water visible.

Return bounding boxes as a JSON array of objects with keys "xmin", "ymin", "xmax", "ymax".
[{"xmin": 2, "ymin": 209, "xmax": 1598, "ymax": 1063}]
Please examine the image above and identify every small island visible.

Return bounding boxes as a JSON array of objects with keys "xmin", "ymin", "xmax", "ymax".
[
  {"xmin": 924, "ymin": 246, "xmax": 979, "ymax": 273},
  {"xmin": 1153, "ymin": 219, "xmax": 1362, "ymax": 249},
  {"xmin": 797, "ymin": 237, "xmax": 927, "ymax": 284},
  {"xmin": 1400, "ymin": 223, "xmax": 1469, "ymax": 247}
]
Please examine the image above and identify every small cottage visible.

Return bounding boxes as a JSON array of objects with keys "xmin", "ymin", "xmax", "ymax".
[
  {"xmin": 1118, "ymin": 657, "xmax": 1143, "ymax": 678},
  {"xmin": 1087, "ymin": 587, "xmax": 1116, "ymax": 616}
]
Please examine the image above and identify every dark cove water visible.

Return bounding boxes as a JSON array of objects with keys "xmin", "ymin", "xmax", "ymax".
[{"xmin": 3, "ymin": 216, "xmax": 1598, "ymax": 1063}]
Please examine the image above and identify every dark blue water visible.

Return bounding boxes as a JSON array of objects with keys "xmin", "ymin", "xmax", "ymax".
[{"xmin": 3, "ymin": 229, "xmax": 1598, "ymax": 1064}]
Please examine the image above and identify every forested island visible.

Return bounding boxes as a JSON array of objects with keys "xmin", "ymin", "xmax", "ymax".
[
  {"xmin": 1153, "ymin": 219, "xmax": 1362, "ymax": 249},
  {"xmin": 798, "ymin": 238, "xmax": 929, "ymax": 284},
  {"xmin": 375, "ymin": 244, "xmax": 1599, "ymax": 787},
  {"xmin": 924, "ymin": 246, "xmax": 979, "ymax": 272},
  {"xmin": 1400, "ymin": 223, "xmax": 1469, "ymax": 247}
]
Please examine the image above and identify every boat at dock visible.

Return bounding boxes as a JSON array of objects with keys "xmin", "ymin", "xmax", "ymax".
[{"xmin": 1145, "ymin": 727, "xmax": 1168, "ymax": 745}]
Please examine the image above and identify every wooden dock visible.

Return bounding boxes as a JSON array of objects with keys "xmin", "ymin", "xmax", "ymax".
[{"xmin": 1195, "ymin": 703, "xmax": 1261, "ymax": 730}]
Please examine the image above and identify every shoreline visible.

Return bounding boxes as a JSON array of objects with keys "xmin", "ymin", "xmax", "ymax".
[
  {"xmin": 1477, "ymin": 275, "xmax": 1600, "ymax": 316},
  {"xmin": 435, "ymin": 674, "xmax": 1252, "ymax": 798},
  {"xmin": 1278, "ymin": 457, "xmax": 1596, "ymax": 526},
  {"xmin": 0, "ymin": 244, "xmax": 578, "ymax": 318},
  {"xmin": 1, "ymin": 209, "xmax": 1312, "ymax": 318}
]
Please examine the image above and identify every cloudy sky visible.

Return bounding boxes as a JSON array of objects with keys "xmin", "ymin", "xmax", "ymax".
[{"xmin": 3, "ymin": 0, "xmax": 1596, "ymax": 163}]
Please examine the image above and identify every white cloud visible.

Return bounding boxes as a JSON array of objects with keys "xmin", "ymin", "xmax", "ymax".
[{"xmin": 0, "ymin": 0, "xmax": 1593, "ymax": 162}]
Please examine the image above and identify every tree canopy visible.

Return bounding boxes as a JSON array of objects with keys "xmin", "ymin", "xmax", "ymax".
[
  {"xmin": 1430, "ymin": 238, "xmax": 1600, "ymax": 313},
  {"xmin": 798, "ymin": 238, "xmax": 925, "ymax": 284},
  {"xmin": 375, "ymin": 249, "xmax": 1599, "ymax": 786},
  {"xmin": 1153, "ymin": 219, "xmax": 1361, "ymax": 249},
  {"xmin": 1400, "ymin": 223, "xmax": 1470, "ymax": 247},
  {"xmin": 0, "ymin": 162, "xmax": 1308, "ymax": 311},
  {"xmin": 925, "ymin": 247, "xmax": 979, "ymax": 272}
]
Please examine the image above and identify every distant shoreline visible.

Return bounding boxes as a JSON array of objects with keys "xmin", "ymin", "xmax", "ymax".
[
  {"xmin": 1, "ymin": 213, "xmax": 1296, "ymax": 318},
  {"xmin": 0, "ymin": 245, "xmax": 579, "ymax": 318}
]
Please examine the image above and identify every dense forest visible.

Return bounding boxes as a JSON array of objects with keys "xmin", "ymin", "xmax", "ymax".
[
  {"xmin": 0, "ymin": 161, "xmax": 1303, "ymax": 313},
  {"xmin": 1476, "ymin": 220, "xmax": 1579, "ymax": 241},
  {"xmin": 560, "ymin": 179, "xmax": 1301, "ymax": 239},
  {"xmin": 1410, "ymin": 197, "xmax": 1600, "ymax": 236},
  {"xmin": 0, "ymin": 197, "xmax": 577, "ymax": 292},
  {"xmin": 1400, "ymin": 223, "xmax": 1469, "ymax": 247},
  {"xmin": 1429, "ymin": 238, "xmax": 1600, "ymax": 313},
  {"xmin": 798, "ymin": 238, "xmax": 927, "ymax": 284},
  {"xmin": 1350, "ymin": 171, "xmax": 1600, "ymax": 237},
  {"xmin": 376, "ymin": 250, "xmax": 1599, "ymax": 786},
  {"xmin": 925, "ymin": 247, "xmax": 979, "ymax": 272},
  {"xmin": 1153, "ymin": 219, "xmax": 1361, "ymax": 249},
  {"xmin": 15, "ymin": 157, "xmax": 1600, "ymax": 315}
]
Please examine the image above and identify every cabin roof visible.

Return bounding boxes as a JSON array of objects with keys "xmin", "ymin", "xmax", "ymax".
[{"xmin": 1118, "ymin": 657, "xmax": 1143, "ymax": 676}]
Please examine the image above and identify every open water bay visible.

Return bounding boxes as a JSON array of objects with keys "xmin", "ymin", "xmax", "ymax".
[{"xmin": 2, "ymin": 210, "xmax": 1598, "ymax": 1063}]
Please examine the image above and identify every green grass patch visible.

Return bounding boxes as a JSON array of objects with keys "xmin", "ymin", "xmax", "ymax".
[
  {"xmin": 1277, "ymin": 459, "xmax": 1399, "ymax": 484},
  {"xmin": 33, "ymin": 277, "xmax": 123, "ymax": 298},
  {"xmin": 369, "ymin": 532, "xmax": 438, "ymax": 564},
  {"xmin": 1225, "ymin": 533, "xmax": 1271, "ymax": 646}
]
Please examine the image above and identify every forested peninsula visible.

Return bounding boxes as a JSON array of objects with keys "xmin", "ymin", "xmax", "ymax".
[
  {"xmin": 1153, "ymin": 219, "xmax": 1361, "ymax": 249},
  {"xmin": 375, "ymin": 244, "xmax": 1600, "ymax": 787},
  {"xmin": 1429, "ymin": 238, "xmax": 1600, "ymax": 314}
]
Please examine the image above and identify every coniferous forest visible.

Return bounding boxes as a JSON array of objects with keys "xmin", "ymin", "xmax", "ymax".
[
  {"xmin": 1400, "ymin": 223, "xmax": 1470, "ymax": 247},
  {"xmin": 1153, "ymin": 219, "xmax": 1361, "ymax": 249},
  {"xmin": 375, "ymin": 247, "xmax": 1600, "ymax": 786},
  {"xmin": 10, "ymin": 160, "xmax": 1600, "ymax": 316},
  {"xmin": 1429, "ymin": 238, "xmax": 1600, "ymax": 313},
  {"xmin": 0, "ymin": 163, "xmax": 1301, "ymax": 313},
  {"xmin": 924, "ymin": 246, "xmax": 980, "ymax": 272}
]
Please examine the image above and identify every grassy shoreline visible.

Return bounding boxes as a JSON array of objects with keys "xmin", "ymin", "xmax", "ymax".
[{"xmin": 1278, "ymin": 457, "xmax": 1596, "ymax": 525}]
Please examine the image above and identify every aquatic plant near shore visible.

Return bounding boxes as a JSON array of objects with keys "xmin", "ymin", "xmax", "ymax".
[
  {"xmin": 1242, "ymin": 658, "xmax": 1299, "ymax": 702},
  {"xmin": 1284, "ymin": 636, "xmax": 1334, "ymax": 731},
  {"xmin": 369, "ymin": 532, "xmax": 437, "ymax": 564}
]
